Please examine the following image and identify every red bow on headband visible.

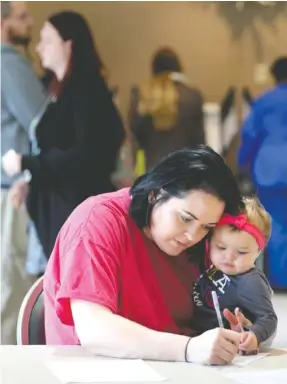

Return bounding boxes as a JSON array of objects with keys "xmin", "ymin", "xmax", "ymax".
[{"xmin": 217, "ymin": 214, "xmax": 266, "ymax": 250}]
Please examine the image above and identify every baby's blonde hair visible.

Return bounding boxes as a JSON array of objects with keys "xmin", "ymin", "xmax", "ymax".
[{"xmin": 240, "ymin": 196, "xmax": 272, "ymax": 244}]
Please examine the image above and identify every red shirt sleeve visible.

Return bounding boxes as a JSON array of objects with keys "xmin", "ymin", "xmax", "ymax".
[{"xmin": 54, "ymin": 203, "xmax": 124, "ymax": 326}]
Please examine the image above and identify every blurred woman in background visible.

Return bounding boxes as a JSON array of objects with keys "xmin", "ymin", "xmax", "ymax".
[
  {"xmin": 129, "ymin": 47, "xmax": 205, "ymax": 171},
  {"xmin": 3, "ymin": 11, "xmax": 125, "ymax": 261}
]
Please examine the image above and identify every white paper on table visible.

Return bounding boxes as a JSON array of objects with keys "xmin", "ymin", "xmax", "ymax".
[
  {"xmin": 224, "ymin": 369, "xmax": 287, "ymax": 384},
  {"xmin": 232, "ymin": 352, "xmax": 270, "ymax": 367},
  {"xmin": 46, "ymin": 359, "xmax": 166, "ymax": 383}
]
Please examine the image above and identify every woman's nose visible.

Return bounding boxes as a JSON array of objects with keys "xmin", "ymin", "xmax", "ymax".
[
  {"xmin": 184, "ymin": 232, "xmax": 193, "ymax": 242},
  {"xmin": 184, "ymin": 225, "xmax": 201, "ymax": 243}
]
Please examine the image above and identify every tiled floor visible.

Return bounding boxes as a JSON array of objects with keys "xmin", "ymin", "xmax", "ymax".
[{"xmin": 272, "ymin": 293, "xmax": 287, "ymax": 349}]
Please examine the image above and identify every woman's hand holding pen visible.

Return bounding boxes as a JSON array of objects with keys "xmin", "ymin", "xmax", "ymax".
[{"xmin": 186, "ymin": 328, "xmax": 241, "ymax": 365}]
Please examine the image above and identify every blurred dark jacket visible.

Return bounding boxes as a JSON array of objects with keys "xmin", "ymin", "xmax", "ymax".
[{"xmin": 22, "ymin": 73, "xmax": 125, "ymax": 257}]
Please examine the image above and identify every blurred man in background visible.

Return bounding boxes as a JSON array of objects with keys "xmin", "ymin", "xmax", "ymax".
[{"xmin": 1, "ymin": 1, "xmax": 46, "ymax": 344}]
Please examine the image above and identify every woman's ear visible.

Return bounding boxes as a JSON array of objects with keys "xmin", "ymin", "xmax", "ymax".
[
  {"xmin": 148, "ymin": 188, "xmax": 165, "ymax": 204},
  {"xmin": 148, "ymin": 191, "xmax": 156, "ymax": 204}
]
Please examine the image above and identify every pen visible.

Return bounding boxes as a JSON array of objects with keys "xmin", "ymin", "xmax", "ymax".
[{"xmin": 211, "ymin": 291, "xmax": 224, "ymax": 328}]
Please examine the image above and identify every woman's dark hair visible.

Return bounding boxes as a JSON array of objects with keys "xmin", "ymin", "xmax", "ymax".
[
  {"xmin": 270, "ymin": 57, "xmax": 287, "ymax": 84},
  {"xmin": 152, "ymin": 47, "xmax": 182, "ymax": 75},
  {"xmin": 47, "ymin": 11, "xmax": 105, "ymax": 95},
  {"xmin": 129, "ymin": 146, "xmax": 242, "ymax": 268},
  {"xmin": 129, "ymin": 145, "xmax": 242, "ymax": 229},
  {"xmin": 46, "ymin": 11, "xmax": 125, "ymax": 175}
]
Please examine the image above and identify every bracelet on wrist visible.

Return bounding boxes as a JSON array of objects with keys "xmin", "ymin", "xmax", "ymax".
[{"xmin": 184, "ymin": 337, "xmax": 192, "ymax": 362}]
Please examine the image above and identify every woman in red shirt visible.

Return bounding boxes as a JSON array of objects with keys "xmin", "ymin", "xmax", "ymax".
[{"xmin": 44, "ymin": 145, "xmax": 247, "ymax": 365}]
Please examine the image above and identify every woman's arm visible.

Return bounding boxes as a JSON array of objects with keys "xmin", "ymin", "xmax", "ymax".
[
  {"xmin": 21, "ymin": 145, "xmax": 88, "ymax": 184},
  {"xmin": 71, "ymin": 300, "xmax": 240, "ymax": 365}
]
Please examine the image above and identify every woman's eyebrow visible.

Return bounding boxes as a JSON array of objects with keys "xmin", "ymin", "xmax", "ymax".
[{"xmin": 182, "ymin": 210, "xmax": 218, "ymax": 225}]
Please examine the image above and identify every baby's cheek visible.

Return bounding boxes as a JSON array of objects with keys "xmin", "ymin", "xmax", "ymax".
[
  {"xmin": 210, "ymin": 250, "xmax": 219, "ymax": 264},
  {"xmin": 235, "ymin": 258, "xmax": 248, "ymax": 272}
]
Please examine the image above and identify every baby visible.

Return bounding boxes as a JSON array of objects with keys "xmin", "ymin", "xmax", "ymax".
[{"xmin": 192, "ymin": 197, "xmax": 277, "ymax": 354}]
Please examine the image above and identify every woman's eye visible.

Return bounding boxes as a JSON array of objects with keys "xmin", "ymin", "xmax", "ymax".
[
  {"xmin": 180, "ymin": 215, "xmax": 192, "ymax": 224},
  {"xmin": 238, "ymin": 251, "xmax": 248, "ymax": 255},
  {"xmin": 217, "ymin": 245, "xmax": 226, "ymax": 250}
]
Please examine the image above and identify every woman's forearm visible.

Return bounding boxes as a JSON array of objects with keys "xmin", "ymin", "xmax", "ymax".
[{"xmin": 71, "ymin": 300, "xmax": 190, "ymax": 362}]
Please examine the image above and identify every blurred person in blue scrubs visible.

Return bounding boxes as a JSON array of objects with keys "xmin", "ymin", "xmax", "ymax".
[{"xmin": 238, "ymin": 57, "xmax": 287, "ymax": 290}]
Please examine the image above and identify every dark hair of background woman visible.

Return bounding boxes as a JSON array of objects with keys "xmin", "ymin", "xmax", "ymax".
[
  {"xmin": 47, "ymin": 11, "xmax": 105, "ymax": 96},
  {"xmin": 45, "ymin": 10, "xmax": 125, "ymax": 160},
  {"xmin": 151, "ymin": 47, "xmax": 182, "ymax": 75}
]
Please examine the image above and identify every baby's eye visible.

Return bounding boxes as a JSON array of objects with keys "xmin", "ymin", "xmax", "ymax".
[
  {"xmin": 238, "ymin": 251, "xmax": 248, "ymax": 255},
  {"xmin": 217, "ymin": 245, "xmax": 226, "ymax": 250}
]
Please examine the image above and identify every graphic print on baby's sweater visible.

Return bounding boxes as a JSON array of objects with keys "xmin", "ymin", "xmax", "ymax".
[
  {"xmin": 192, "ymin": 265, "xmax": 238, "ymax": 333},
  {"xmin": 191, "ymin": 264, "xmax": 277, "ymax": 343}
]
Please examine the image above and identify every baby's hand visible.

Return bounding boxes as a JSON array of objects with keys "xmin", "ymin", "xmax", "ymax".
[{"xmin": 239, "ymin": 331, "xmax": 259, "ymax": 355}]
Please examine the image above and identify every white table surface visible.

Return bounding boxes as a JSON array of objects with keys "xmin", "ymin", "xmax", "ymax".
[{"xmin": 0, "ymin": 346, "xmax": 287, "ymax": 384}]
